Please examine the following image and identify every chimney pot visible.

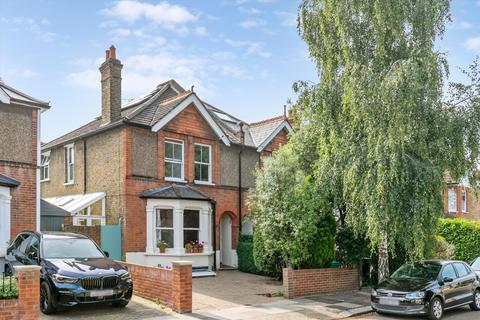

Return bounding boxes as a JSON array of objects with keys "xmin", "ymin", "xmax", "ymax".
[{"xmin": 109, "ymin": 45, "xmax": 116, "ymax": 59}]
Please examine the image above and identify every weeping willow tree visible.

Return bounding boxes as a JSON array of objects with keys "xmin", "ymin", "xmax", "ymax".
[{"xmin": 296, "ymin": 0, "xmax": 480, "ymax": 282}]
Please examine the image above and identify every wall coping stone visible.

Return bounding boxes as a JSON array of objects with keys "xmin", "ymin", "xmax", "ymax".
[
  {"xmin": 13, "ymin": 265, "xmax": 42, "ymax": 272},
  {"xmin": 172, "ymin": 261, "xmax": 193, "ymax": 266}
]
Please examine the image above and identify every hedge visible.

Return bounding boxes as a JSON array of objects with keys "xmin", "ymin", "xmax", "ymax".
[
  {"xmin": 0, "ymin": 277, "xmax": 18, "ymax": 300},
  {"xmin": 237, "ymin": 234, "xmax": 263, "ymax": 275},
  {"xmin": 437, "ymin": 218, "xmax": 480, "ymax": 262}
]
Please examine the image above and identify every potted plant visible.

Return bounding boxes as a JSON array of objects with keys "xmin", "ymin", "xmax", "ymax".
[
  {"xmin": 156, "ymin": 240, "xmax": 168, "ymax": 253},
  {"xmin": 185, "ymin": 242, "xmax": 194, "ymax": 253},
  {"xmin": 197, "ymin": 241, "xmax": 205, "ymax": 253}
]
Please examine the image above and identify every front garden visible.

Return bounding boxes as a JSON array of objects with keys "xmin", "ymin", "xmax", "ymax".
[{"xmin": 0, "ymin": 276, "xmax": 17, "ymax": 300}]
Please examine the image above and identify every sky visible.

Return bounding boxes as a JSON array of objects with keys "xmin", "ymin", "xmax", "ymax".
[{"xmin": 1, "ymin": 0, "xmax": 480, "ymax": 142}]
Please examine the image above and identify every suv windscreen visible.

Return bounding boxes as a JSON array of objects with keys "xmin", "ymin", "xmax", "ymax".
[
  {"xmin": 391, "ymin": 262, "xmax": 441, "ymax": 281},
  {"xmin": 43, "ymin": 238, "xmax": 105, "ymax": 259}
]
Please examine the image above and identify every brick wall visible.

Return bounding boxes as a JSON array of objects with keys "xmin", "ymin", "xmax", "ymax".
[
  {"xmin": 283, "ymin": 267, "xmax": 359, "ymax": 299},
  {"xmin": 0, "ymin": 162, "xmax": 37, "ymax": 236},
  {"xmin": 119, "ymin": 261, "xmax": 192, "ymax": 313},
  {"xmin": 62, "ymin": 225, "xmax": 101, "ymax": 246},
  {"xmin": 0, "ymin": 265, "xmax": 41, "ymax": 320}
]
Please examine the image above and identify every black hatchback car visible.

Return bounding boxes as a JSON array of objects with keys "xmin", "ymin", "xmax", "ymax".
[
  {"xmin": 5, "ymin": 231, "xmax": 133, "ymax": 314},
  {"xmin": 371, "ymin": 260, "xmax": 480, "ymax": 320}
]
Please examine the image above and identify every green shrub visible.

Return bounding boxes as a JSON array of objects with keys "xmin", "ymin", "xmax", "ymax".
[
  {"xmin": 0, "ymin": 277, "xmax": 18, "ymax": 300},
  {"xmin": 437, "ymin": 218, "xmax": 480, "ymax": 262},
  {"xmin": 427, "ymin": 235, "xmax": 455, "ymax": 260},
  {"xmin": 336, "ymin": 225, "xmax": 369, "ymax": 267},
  {"xmin": 237, "ymin": 234, "xmax": 263, "ymax": 275}
]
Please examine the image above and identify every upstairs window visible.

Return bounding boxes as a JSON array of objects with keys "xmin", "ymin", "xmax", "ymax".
[
  {"xmin": 165, "ymin": 140, "xmax": 184, "ymax": 180},
  {"xmin": 194, "ymin": 144, "xmax": 211, "ymax": 183},
  {"xmin": 462, "ymin": 190, "xmax": 467, "ymax": 213},
  {"xmin": 447, "ymin": 188, "xmax": 457, "ymax": 213},
  {"xmin": 40, "ymin": 152, "xmax": 50, "ymax": 181},
  {"xmin": 65, "ymin": 144, "xmax": 74, "ymax": 184}
]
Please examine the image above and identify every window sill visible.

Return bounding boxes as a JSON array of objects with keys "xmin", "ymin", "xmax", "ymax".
[
  {"xmin": 145, "ymin": 251, "xmax": 214, "ymax": 257},
  {"xmin": 63, "ymin": 181, "xmax": 75, "ymax": 186},
  {"xmin": 194, "ymin": 180, "xmax": 215, "ymax": 186},
  {"xmin": 40, "ymin": 179, "xmax": 50, "ymax": 183},
  {"xmin": 165, "ymin": 178, "xmax": 187, "ymax": 183}
]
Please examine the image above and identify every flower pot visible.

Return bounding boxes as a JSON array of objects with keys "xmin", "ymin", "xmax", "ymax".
[
  {"xmin": 159, "ymin": 247, "xmax": 166, "ymax": 253},
  {"xmin": 198, "ymin": 247, "xmax": 203, "ymax": 253},
  {"xmin": 186, "ymin": 248, "xmax": 192, "ymax": 253}
]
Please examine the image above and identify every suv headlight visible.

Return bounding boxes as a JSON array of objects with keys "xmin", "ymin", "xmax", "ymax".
[
  {"xmin": 405, "ymin": 291, "xmax": 425, "ymax": 300},
  {"xmin": 120, "ymin": 271, "xmax": 131, "ymax": 280},
  {"xmin": 51, "ymin": 274, "xmax": 78, "ymax": 283},
  {"xmin": 371, "ymin": 289, "xmax": 377, "ymax": 297}
]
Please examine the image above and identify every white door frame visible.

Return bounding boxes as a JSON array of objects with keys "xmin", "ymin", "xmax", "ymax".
[
  {"xmin": 220, "ymin": 214, "xmax": 234, "ymax": 267},
  {"xmin": 0, "ymin": 186, "xmax": 11, "ymax": 257}
]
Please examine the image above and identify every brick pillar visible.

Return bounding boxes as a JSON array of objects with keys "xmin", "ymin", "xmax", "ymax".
[
  {"xmin": 283, "ymin": 268, "xmax": 294, "ymax": 299},
  {"xmin": 14, "ymin": 265, "xmax": 41, "ymax": 320},
  {"xmin": 171, "ymin": 261, "xmax": 192, "ymax": 313}
]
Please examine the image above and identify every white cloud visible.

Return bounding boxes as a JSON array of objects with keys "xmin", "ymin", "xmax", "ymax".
[
  {"xmin": 458, "ymin": 21, "xmax": 473, "ymax": 29},
  {"xmin": 109, "ymin": 28, "xmax": 132, "ymax": 37},
  {"xmin": 225, "ymin": 39, "xmax": 272, "ymax": 58},
  {"xmin": 465, "ymin": 37, "xmax": 480, "ymax": 52},
  {"xmin": 239, "ymin": 18, "xmax": 266, "ymax": 29},
  {"xmin": 4, "ymin": 68, "xmax": 38, "ymax": 79},
  {"xmin": 212, "ymin": 51, "xmax": 236, "ymax": 60},
  {"xmin": 0, "ymin": 17, "xmax": 56, "ymax": 42},
  {"xmin": 238, "ymin": 7, "xmax": 261, "ymax": 14},
  {"xmin": 102, "ymin": 0, "xmax": 196, "ymax": 27},
  {"xmin": 275, "ymin": 11, "xmax": 296, "ymax": 27},
  {"xmin": 194, "ymin": 26, "xmax": 207, "ymax": 36}
]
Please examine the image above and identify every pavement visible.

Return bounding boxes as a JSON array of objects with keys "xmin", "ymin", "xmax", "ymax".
[
  {"xmin": 41, "ymin": 270, "xmax": 374, "ymax": 320},
  {"xmin": 352, "ymin": 306, "xmax": 479, "ymax": 320}
]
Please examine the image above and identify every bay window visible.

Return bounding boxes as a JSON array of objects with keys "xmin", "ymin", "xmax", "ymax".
[
  {"xmin": 155, "ymin": 208, "xmax": 174, "ymax": 248},
  {"xmin": 194, "ymin": 144, "xmax": 211, "ymax": 183},
  {"xmin": 183, "ymin": 209, "xmax": 200, "ymax": 245},
  {"xmin": 165, "ymin": 140, "xmax": 183, "ymax": 180}
]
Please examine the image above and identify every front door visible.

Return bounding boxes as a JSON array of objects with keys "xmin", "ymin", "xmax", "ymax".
[{"xmin": 220, "ymin": 215, "xmax": 233, "ymax": 267}]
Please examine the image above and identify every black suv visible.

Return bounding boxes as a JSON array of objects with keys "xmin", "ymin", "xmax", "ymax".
[
  {"xmin": 5, "ymin": 231, "xmax": 133, "ymax": 314},
  {"xmin": 371, "ymin": 260, "xmax": 480, "ymax": 320}
]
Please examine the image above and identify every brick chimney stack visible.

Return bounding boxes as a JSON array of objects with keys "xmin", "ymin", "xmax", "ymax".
[{"xmin": 99, "ymin": 45, "xmax": 123, "ymax": 124}]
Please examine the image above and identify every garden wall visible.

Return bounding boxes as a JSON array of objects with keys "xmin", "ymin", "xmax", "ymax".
[
  {"xmin": 119, "ymin": 261, "xmax": 192, "ymax": 313},
  {"xmin": 0, "ymin": 265, "xmax": 41, "ymax": 320},
  {"xmin": 283, "ymin": 267, "xmax": 359, "ymax": 299}
]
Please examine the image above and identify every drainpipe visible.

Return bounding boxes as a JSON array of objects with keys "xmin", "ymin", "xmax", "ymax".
[
  {"xmin": 83, "ymin": 139, "xmax": 87, "ymax": 194},
  {"xmin": 238, "ymin": 122, "xmax": 245, "ymax": 235},
  {"xmin": 212, "ymin": 201, "xmax": 217, "ymax": 271}
]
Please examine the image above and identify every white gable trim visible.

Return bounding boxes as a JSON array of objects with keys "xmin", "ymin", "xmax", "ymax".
[
  {"xmin": 151, "ymin": 94, "xmax": 231, "ymax": 146},
  {"xmin": 256, "ymin": 120, "xmax": 292, "ymax": 152},
  {"xmin": 0, "ymin": 87, "xmax": 10, "ymax": 104}
]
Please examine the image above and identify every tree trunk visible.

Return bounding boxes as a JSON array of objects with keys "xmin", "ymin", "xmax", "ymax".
[{"xmin": 378, "ymin": 233, "xmax": 389, "ymax": 283}]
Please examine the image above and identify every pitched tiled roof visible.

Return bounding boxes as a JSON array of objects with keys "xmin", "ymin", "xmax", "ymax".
[
  {"xmin": 0, "ymin": 173, "xmax": 20, "ymax": 187},
  {"xmin": 42, "ymin": 78, "xmax": 290, "ymax": 151},
  {"xmin": 249, "ymin": 116, "xmax": 288, "ymax": 147},
  {"xmin": 0, "ymin": 80, "xmax": 50, "ymax": 109},
  {"xmin": 140, "ymin": 184, "xmax": 213, "ymax": 202}
]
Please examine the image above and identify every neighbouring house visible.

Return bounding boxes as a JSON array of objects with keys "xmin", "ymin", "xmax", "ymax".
[
  {"xmin": 0, "ymin": 79, "xmax": 50, "ymax": 267},
  {"xmin": 443, "ymin": 175, "xmax": 480, "ymax": 221},
  {"xmin": 41, "ymin": 46, "xmax": 291, "ymax": 275}
]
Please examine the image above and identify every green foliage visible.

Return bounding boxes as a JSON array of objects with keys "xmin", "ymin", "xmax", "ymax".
[
  {"xmin": 0, "ymin": 277, "xmax": 18, "ymax": 300},
  {"xmin": 336, "ymin": 225, "xmax": 369, "ymax": 267},
  {"xmin": 437, "ymin": 218, "xmax": 480, "ymax": 262},
  {"xmin": 426, "ymin": 235, "xmax": 455, "ymax": 260},
  {"xmin": 295, "ymin": 0, "xmax": 480, "ymax": 280},
  {"xmin": 237, "ymin": 234, "xmax": 263, "ymax": 275},
  {"xmin": 249, "ymin": 144, "xmax": 336, "ymax": 273}
]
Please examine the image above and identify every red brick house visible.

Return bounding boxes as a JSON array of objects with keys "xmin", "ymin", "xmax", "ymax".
[
  {"xmin": 0, "ymin": 80, "xmax": 50, "ymax": 261},
  {"xmin": 442, "ymin": 175, "xmax": 480, "ymax": 221},
  {"xmin": 41, "ymin": 46, "xmax": 291, "ymax": 275}
]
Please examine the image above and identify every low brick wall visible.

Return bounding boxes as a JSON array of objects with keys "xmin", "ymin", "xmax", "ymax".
[
  {"xmin": 120, "ymin": 261, "xmax": 192, "ymax": 313},
  {"xmin": 0, "ymin": 265, "xmax": 41, "ymax": 320},
  {"xmin": 62, "ymin": 225, "xmax": 101, "ymax": 245},
  {"xmin": 283, "ymin": 267, "xmax": 359, "ymax": 299}
]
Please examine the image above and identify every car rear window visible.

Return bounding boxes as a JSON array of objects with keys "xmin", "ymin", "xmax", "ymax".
[{"xmin": 454, "ymin": 263, "xmax": 469, "ymax": 277}]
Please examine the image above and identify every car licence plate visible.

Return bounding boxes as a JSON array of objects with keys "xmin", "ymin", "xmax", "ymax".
[
  {"xmin": 89, "ymin": 289, "xmax": 114, "ymax": 297},
  {"xmin": 379, "ymin": 298, "xmax": 400, "ymax": 306}
]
